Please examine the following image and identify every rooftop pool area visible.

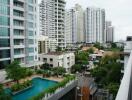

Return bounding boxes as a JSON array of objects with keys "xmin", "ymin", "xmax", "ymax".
[{"xmin": 8, "ymin": 77, "xmax": 58, "ymax": 100}]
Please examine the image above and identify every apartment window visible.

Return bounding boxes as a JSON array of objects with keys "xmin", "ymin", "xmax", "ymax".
[
  {"xmin": 0, "ymin": 16, "xmax": 9, "ymax": 25},
  {"xmin": 0, "ymin": 60, "xmax": 10, "ymax": 69},
  {"xmin": 43, "ymin": 58, "xmax": 47, "ymax": 62},
  {"xmin": 0, "ymin": 0, "xmax": 9, "ymax": 5},
  {"xmin": 0, "ymin": 50, "xmax": 10, "ymax": 59},
  {"xmin": 28, "ymin": 22, "xmax": 33, "ymax": 28},
  {"xmin": 28, "ymin": 0, "xmax": 33, "ymax": 4},
  {"xmin": 13, "ymin": 20, "xmax": 24, "ymax": 26},
  {"xmin": 50, "ymin": 64, "xmax": 53, "ymax": 67},
  {"xmin": 13, "ymin": 10, "xmax": 24, "ymax": 17},
  {"xmin": 14, "ymin": 29, "xmax": 24, "ymax": 36},
  {"xmin": 28, "ymin": 39, "xmax": 34, "ymax": 44},
  {"xmin": 28, "ymin": 5, "xmax": 33, "ymax": 12},
  {"xmin": 28, "ymin": 14, "xmax": 34, "ymax": 20},
  {"xmin": 28, "ymin": 30, "xmax": 34, "ymax": 36},
  {"xmin": 14, "ymin": 49, "xmax": 23, "ymax": 55},
  {"xmin": 50, "ymin": 58, "xmax": 53, "ymax": 62},
  {"xmin": 28, "ymin": 48, "xmax": 34, "ymax": 53},
  {"xmin": 0, "ymin": 6, "xmax": 9, "ymax": 15},
  {"xmin": 0, "ymin": 27, "xmax": 10, "ymax": 36},
  {"xmin": 14, "ymin": 39, "xmax": 24, "ymax": 45},
  {"xmin": 0, "ymin": 39, "xmax": 10, "ymax": 47},
  {"xmin": 27, "ymin": 56, "xmax": 34, "ymax": 61}
]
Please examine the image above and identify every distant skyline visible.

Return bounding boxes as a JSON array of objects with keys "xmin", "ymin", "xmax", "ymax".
[{"xmin": 38, "ymin": 0, "xmax": 132, "ymax": 41}]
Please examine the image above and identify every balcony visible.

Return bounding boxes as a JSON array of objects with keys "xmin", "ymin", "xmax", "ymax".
[{"xmin": 116, "ymin": 51, "xmax": 132, "ymax": 100}]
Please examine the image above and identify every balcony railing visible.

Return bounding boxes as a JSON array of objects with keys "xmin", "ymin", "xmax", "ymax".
[{"xmin": 116, "ymin": 51, "xmax": 132, "ymax": 100}]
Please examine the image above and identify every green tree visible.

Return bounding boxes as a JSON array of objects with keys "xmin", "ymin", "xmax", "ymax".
[
  {"xmin": 87, "ymin": 48, "xmax": 94, "ymax": 54},
  {"xmin": 52, "ymin": 67, "xmax": 66, "ymax": 76},
  {"xmin": 6, "ymin": 61, "xmax": 27, "ymax": 84},
  {"xmin": 111, "ymin": 43, "xmax": 117, "ymax": 48},
  {"xmin": 94, "ymin": 42, "xmax": 101, "ymax": 49},
  {"xmin": 71, "ymin": 64, "xmax": 81, "ymax": 73},
  {"xmin": 56, "ymin": 46, "xmax": 62, "ymax": 52},
  {"xmin": 41, "ymin": 63, "xmax": 50, "ymax": 70}
]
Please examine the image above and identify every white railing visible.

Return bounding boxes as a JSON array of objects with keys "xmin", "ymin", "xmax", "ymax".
[{"xmin": 116, "ymin": 51, "xmax": 132, "ymax": 100}]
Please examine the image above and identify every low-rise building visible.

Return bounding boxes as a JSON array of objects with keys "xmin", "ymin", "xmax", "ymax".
[
  {"xmin": 39, "ymin": 52, "xmax": 75, "ymax": 72},
  {"xmin": 38, "ymin": 35, "xmax": 57, "ymax": 54}
]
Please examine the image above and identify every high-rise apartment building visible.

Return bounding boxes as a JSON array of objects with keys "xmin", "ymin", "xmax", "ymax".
[
  {"xmin": 0, "ymin": 0, "xmax": 41, "ymax": 69},
  {"xmin": 39, "ymin": 0, "xmax": 66, "ymax": 49},
  {"xmin": 65, "ymin": 9, "xmax": 77, "ymax": 46},
  {"xmin": 105, "ymin": 21, "xmax": 114, "ymax": 43},
  {"xmin": 84, "ymin": 7, "xmax": 105, "ymax": 43},
  {"xmin": 74, "ymin": 4, "xmax": 84, "ymax": 43}
]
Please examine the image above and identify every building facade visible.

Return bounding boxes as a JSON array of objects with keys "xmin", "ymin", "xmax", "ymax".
[
  {"xmin": 39, "ymin": 52, "xmax": 75, "ymax": 72},
  {"xmin": 105, "ymin": 21, "xmax": 114, "ymax": 43},
  {"xmin": 39, "ymin": 0, "xmax": 66, "ymax": 49},
  {"xmin": 84, "ymin": 7, "xmax": 105, "ymax": 43},
  {"xmin": 38, "ymin": 35, "xmax": 57, "ymax": 54},
  {"xmin": 74, "ymin": 4, "xmax": 84, "ymax": 43},
  {"xmin": 0, "ymin": 0, "xmax": 41, "ymax": 69},
  {"xmin": 65, "ymin": 9, "xmax": 77, "ymax": 46}
]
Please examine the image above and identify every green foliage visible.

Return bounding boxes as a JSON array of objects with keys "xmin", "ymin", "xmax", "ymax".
[
  {"xmin": 25, "ymin": 69, "xmax": 34, "ymax": 77},
  {"xmin": 87, "ymin": 48, "xmax": 94, "ymax": 54},
  {"xmin": 90, "ymin": 54, "xmax": 122, "ymax": 96},
  {"xmin": 111, "ymin": 43, "xmax": 117, "ymax": 48},
  {"xmin": 56, "ymin": 46, "xmax": 62, "ymax": 52},
  {"xmin": 30, "ymin": 75, "xmax": 75, "ymax": 100},
  {"xmin": 105, "ymin": 83, "xmax": 119, "ymax": 99},
  {"xmin": 0, "ymin": 84, "xmax": 12, "ymax": 100},
  {"xmin": 11, "ymin": 80, "xmax": 32, "ymax": 92},
  {"xmin": 36, "ymin": 70, "xmax": 43, "ymax": 74},
  {"xmin": 71, "ymin": 64, "xmax": 81, "ymax": 73},
  {"xmin": 75, "ymin": 51, "xmax": 88, "ymax": 62},
  {"xmin": 41, "ymin": 63, "xmax": 50, "ymax": 70},
  {"xmin": 6, "ymin": 61, "xmax": 27, "ymax": 83},
  {"xmin": 52, "ymin": 67, "xmax": 66, "ymax": 76}
]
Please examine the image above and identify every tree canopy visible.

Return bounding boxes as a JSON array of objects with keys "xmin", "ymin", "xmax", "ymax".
[{"xmin": 6, "ymin": 61, "xmax": 27, "ymax": 84}]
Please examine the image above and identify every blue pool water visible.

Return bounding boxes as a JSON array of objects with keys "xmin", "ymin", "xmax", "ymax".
[{"xmin": 11, "ymin": 77, "xmax": 58, "ymax": 100}]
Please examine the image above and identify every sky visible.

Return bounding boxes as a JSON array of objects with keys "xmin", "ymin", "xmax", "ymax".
[{"xmin": 38, "ymin": 0, "xmax": 132, "ymax": 41}]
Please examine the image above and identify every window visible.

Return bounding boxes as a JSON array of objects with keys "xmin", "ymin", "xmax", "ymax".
[
  {"xmin": 13, "ymin": 20, "xmax": 24, "ymax": 26},
  {"xmin": 28, "ymin": 0, "xmax": 34, "ymax": 4},
  {"xmin": 0, "ymin": 0, "xmax": 9, "ymax": 5},
  {"xmin": 50, "ymin": 58, "xmax": 53, "ymax": 62},
  {"xmin": 0, "ymin": 50, "xmax": 10, "ymax": 59},
  {"xmin": 0, "ymin": 27, "xmax": 10, "ymax": 36},
  {"xmin": 0, "ymin": 39, "xmax": 10, "ymax": 47},
  {"xmin": 14, "ymin": 49, "xmax": 24, "ymax": 55},
  {"xmin": 14, "ymin": 29, "xmax": 24, "ymax": 36},
  {"xmin": 0, "ymin": 16, "xmax": 9, "ymax": 25},
  {"xmin": 43, "ymin": 58, "xmax": 47, "ymax": 62},
  {"xmin": 27, "ymin": 56, "xmax": 34, "ymax": 61},
  {"xmin": 0, "ymin": 60, "xmax": 10, "ymax": 69},
  {"xmin": 28, "ymin": 48, "xmax": 34, "ymax": 53},
  {"xmin": 28, "ymin": 39, "xmax": 34, "ymax": 44},
  {"xmin": 13, "ymin": 10, "xmax": 24, "ymax": 17},
  {"xmin": 28, "ymin": 30, "xmax": 34, "ymax": 36},
  {"xmin": 28, "ymin": 22, "xmax": 33, "ymax": 28},
  {"xmin": 28, "ymin": 14, "xmax": 34, "ymax": 20},
  {"xmin": 28, "ymin": 5, "xmax": 33, "ymax": 12},
  {"xmin": 0, "ymin": 6, "xmax": 9, "ymax": 15}
]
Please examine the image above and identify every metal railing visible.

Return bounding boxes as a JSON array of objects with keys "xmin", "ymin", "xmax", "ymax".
[{"xmin": 116, "ymin": 51, "xmax": 132, "ymax": 100}]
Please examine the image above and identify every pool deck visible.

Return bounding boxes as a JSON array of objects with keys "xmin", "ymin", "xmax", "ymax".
[{"xmin": 3, "ymin": 75, "xmax": 63, "ymax": 88}]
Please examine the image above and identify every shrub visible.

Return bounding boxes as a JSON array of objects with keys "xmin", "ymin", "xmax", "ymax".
[{"xmin": 11, "ymin": 80, "xmax": 32, "ymax": 92}]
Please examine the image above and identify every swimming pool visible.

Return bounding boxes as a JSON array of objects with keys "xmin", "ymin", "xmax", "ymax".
[{"xmin": 11, "ymin": 77, "xmax": 58, "ymax": 100}]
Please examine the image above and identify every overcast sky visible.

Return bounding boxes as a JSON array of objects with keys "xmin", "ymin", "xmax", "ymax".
[{"xmin": 39, "ymin": 0, "xmax": 132, "ymax": 41}]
